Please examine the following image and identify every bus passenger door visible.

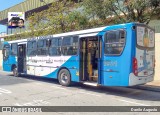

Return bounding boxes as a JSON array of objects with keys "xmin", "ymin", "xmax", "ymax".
[
  {"xmin": 79, "ymin": 36, "xmax": 99, "ymax": 83},
  {"xmin": 17, "ymin": 44, "xmax": 26, "ymax": 73}
]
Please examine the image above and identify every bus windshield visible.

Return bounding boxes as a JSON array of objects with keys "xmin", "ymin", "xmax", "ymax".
[{"xmin": 136, "ymin": 26, "xmax": 155, "ymax": 48}]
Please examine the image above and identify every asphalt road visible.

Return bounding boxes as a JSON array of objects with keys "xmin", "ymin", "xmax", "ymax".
[{"xmin": 0, "ymin": 70, "xmax": 160, "ymax": 114}]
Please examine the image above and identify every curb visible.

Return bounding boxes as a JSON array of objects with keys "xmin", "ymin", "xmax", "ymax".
[{"xmin": 133, "ymin": 85, "xmax": 160, "ymax": 92}]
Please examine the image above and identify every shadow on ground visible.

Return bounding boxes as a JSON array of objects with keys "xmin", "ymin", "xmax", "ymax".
[{"xmin": 1, "ymin": 73, "xmax": 160, "ymax": 102}]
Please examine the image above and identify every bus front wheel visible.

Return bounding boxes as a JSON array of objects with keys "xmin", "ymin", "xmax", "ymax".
[
  {"xmin": 13, "ymin": 67, "xmax": 19, "ymax": 77},
  {"xmin": 58, "ymin": 69, "xmax": 71, "ymax": 86}
]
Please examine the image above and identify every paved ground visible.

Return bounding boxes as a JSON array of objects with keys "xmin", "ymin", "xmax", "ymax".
[
  {"xmin": 134, "ymin": 80, "xmax": 160, "ymax": 92},
  {"xmin": 0, "ymin": 71, "xmax": 160, "ymax": 114}
]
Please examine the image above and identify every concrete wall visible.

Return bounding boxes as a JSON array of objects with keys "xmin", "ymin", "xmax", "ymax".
[
  {"xmin": 0, "ymin": 50, "xmax": 2, "ymax": 70},
  {"xmin": 155, "ymin": 33, "xmax": 160, "ymax": 80}
]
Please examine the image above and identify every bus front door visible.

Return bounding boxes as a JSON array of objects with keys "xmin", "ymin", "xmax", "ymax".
[{"xmin": 17, "ymin": 44, "xmax": 26, "ymax": 73}]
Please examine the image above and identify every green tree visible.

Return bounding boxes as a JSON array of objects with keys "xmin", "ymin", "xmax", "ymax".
[
  {"xmin": 82, "ymin": 0, "xmax": 160, "ymax": 24},
  {"xmin": 123, "ymin": 0, "xmax": 160, "ymax": 24},
  {"xmin": 27, "ymin": 0, "xmax": 88, "ymax": 37},
  {"xmin": 82, "ymin": 0, "xmax": 114, "ymax": 25},
  {"xmin": 6, "ymin": 0, "xmax": 89, "ymax": 40}
]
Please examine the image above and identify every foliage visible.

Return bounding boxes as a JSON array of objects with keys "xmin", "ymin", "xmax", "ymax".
[
  {"xmin": 27, "ymin": 0, "xmax": 89, "ymax": 37},
  {"xmin": 6, "ymin": 0, "xmax": 160, "ymax": 41},
  {"xmin": 82, "ymin": 0, "xmax": 160, "ymax": 24}
]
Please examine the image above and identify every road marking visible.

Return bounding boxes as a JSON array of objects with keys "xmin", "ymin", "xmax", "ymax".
[
  {"xmin": 79, "ymin": 91, "xmax": 102, "ymax": 97},
  {"xmin": 51, "ymin": 86, "xmax": 68, "ymax": 90},
  {"xmin": 0, "ymin": 88, "xmax": 12, "ymax": 94},
  {"xmin": 14, "ymin": 100, "xmax": 49, "ymax": 106},
  {"xmin": 116, "ymin": 99, "xmax": 150, "ymax": 106},
  {"xmin": 51, "ymin": 86, "xmax": 102, "ymax": 97}
]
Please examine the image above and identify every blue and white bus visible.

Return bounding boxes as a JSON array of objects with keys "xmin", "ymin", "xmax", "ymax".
[{"xmin": 2, "ymin": 22, "xmax": 155, "ymax": 86}]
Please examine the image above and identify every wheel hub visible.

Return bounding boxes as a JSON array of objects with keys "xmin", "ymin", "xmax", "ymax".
[{"xmin": 61, "ymin": 73, "xmax": 68, "ymax": 83}]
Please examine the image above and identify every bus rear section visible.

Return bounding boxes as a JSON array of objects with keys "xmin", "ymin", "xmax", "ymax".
[{"xmin": 129, "ymin": 24, "xmax": 155, "ymax": 86}]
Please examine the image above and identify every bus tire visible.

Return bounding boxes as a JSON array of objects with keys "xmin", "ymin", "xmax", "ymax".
[
  {"xmin": 13, "ymin": 67, "xmax": 19, "ymax": 77},
  {"xmin": 58, "ymin": 69, "xmax": 71, "ymax": 86}
]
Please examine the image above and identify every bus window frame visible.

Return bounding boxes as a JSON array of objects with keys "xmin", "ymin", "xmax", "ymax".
[
  {"xmin": 48, "ymin": 37, "xmax": 62, "ymax": 56},
  {"xmin": 37, "ymin": 38, "xmax": 48, "ymax": 56},
  {"xmin": 27, "ymin": 40, "xmax": 37, "ymax": 57},
  {"xmin": 3, "ymin": 44, "xmax": 10, "ymax": 60},
  {"xmin": 61, "ymin": 36, "xmax": 79, "ymax": 56},
  {"xmin": 11, "ymin": 43, "xmax": 18, "ymax": 56},
  {"xmin": 104, "ymin": 29, "xmax": 126, "ymax": 56}
]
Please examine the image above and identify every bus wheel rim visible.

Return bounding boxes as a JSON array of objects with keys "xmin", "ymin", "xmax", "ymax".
[{"xmin": 61, "ymin": 73, "xmax": 68, "ymax": 83}]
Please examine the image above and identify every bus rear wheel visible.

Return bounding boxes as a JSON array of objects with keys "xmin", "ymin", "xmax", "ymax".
[
  {"xmin": 13, "ymin": 67, "xmax": 19, "ymax": 77},
  {"xmin": 58, "ymin": 69, "xmax": 71, "ymax": 86}
]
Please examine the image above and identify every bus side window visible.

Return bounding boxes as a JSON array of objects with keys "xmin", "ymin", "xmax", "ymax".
[
  {"xmin": 27, "ymin": 41, "xmax": 37, "ymax": 56},
  {"xmin": 3, "ymin": 44, "xmax": 10, "ymax": 59},
  {"xmin": 3, "ymin": 47, "xmax": 10, "ymax": 60},
  {"xmin": 11, "ymin": 43, "xmax": 17, "ymax": 56},
  {"xmin": 62, "ymin": 36, "xmax": 78, "ymax": 56},
  {"xmin": 49, "ymin": 37, "xmax": 62, "ymax": 56},
  {"xmin": 105, "ymin": 29, "xmax": 126, "ymax": 55},
  {"xmin": 37, "ymin": 39, "xmax": 48, "ymax": 56}
]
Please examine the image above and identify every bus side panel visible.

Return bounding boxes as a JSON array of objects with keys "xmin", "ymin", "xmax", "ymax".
[
  {"xmin": 45, "ymin": 68, "xmax": 59, "ymax": 79},
  {"xmin": 3, "ymin": 55, "xmax": 17, "ymax": 72},
  {"xmin": 44, "ymin": 56, "xmax": 79, "ymax": 82},
  {"xmin": 27, "ymin": 56, "xmax": 58, "ymax": 77},
  {"xmin": 61, "ymin": 56, "xmax": 79, "ymax": 82},
  {"xmin": 101, "ymin": 24, "xmax": 133, "ymax": 86}
]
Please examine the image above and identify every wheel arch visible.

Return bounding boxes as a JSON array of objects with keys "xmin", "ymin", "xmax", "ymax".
[{"xmin": 57, "ymin": 67, "xmax": 71, "ymax": 79}]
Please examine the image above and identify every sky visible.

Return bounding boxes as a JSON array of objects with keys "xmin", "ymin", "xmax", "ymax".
[{"xmin": 0, "ymin": 0, "xmax": 25, "ymax": 33}]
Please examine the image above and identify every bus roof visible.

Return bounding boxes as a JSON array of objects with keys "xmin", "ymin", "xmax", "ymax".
[{"xmin": 8, "ymin": 39, "xmax": 27, "ymax": 44}]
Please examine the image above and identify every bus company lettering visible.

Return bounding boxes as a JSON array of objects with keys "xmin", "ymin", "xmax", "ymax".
[
  {"xmin": 104, "ymin": 60, "xmax": 117, "ymax": 66},
  {"xmin": 27, "ymin": 59, "xmax": 69, "ymax": 63}
]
